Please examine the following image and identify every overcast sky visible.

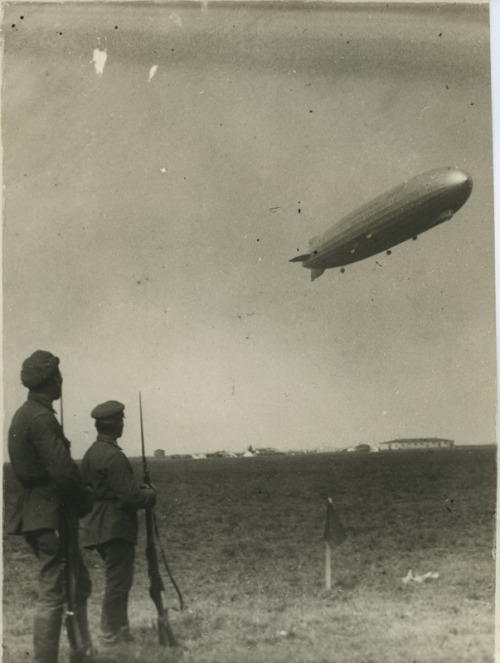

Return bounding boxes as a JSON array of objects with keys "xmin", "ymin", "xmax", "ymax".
[{"xmin": 2, "ymin": 2, "xmax": 496, "ymax": 458}]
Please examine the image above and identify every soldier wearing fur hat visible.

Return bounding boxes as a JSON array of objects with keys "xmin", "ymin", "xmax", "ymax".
[
  {"xmin": 7, "ymin": 350, "xmax": 95, "ymax": 663},
  {"xmin": 80, "ymin": 400, "xmax": 156, "ymax": 648}
]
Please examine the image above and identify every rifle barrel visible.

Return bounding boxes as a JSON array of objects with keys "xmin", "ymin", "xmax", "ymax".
[
  {"xmin": 139, "ymin": 392, "xmax": 151, "ymax": 485},
  {"xmin": 60, "ymin": 389, "xmax": 64, "ymax": 431}
]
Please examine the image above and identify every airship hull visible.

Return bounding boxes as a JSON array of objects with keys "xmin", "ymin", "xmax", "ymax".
[{"xmin": 290, "ymin": 168, "xmax": 472, "ymax": 280}]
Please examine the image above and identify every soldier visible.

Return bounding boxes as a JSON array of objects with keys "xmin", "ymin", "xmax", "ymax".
[
  {"xmin": 7, "ymin": 350, "xmax": 95, "ymax": 663},
  {"xmin": 80, "ymin": 401, "xmax": 156, "ymax": 647}
]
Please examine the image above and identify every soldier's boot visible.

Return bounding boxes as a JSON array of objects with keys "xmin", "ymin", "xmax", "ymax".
[
  {"xmin": 69, "ymin": 650, "xmax": 96, "ymax": 663},
  {"xmin": 68, "ymin": 603, "xmax": 95, "ymax": 663},
  {"xmin": 33, "ymin": 609, "xmax": 63, "ymax": 663},
  {"xmin": 98, "ymin": 630, "xmax": 121, "ymax": 648},
  {"xmin": 99, "ymin": 600, "xmax": 123, "ymax": 648},
  {"xmin": 119, "ymin": 625, "xmax": 134, "ymax": 643}
]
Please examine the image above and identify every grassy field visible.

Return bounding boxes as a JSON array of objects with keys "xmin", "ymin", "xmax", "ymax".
[{"xmin": 3, "ymin": 446, "xmax": 496, "ymax": 663}]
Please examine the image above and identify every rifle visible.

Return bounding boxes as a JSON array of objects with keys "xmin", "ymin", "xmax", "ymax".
[
  {"xmin": 139, "ymin": 392, "xmax": 183, "ymax": 647},
  {"xmin": 59, "ymin": 518, "xmax": 87, "ymax": 654},
  {"xmin": 58, "ymin": 390, "xmax": 88, "ymax": 657}
]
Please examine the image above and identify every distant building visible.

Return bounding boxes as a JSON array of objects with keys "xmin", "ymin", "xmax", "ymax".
[
  {"xmin": 206, "ymin": 450, "xmax": 238, "ymax": 458},
  {"xmin": 154, "ymin": 449, "xmax": 165, "ymax": 458},
  {"xmin": 379, "ymin": 438, "xmax": 454, "ymax": 451},
  {"xmin": 255, "ymin": 447, "xmax": 284, "ymax": 455}
]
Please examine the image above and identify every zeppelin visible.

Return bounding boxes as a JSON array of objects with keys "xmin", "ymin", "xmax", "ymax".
[{"xmin": 290, "ymin": 168, "xmax": 473, "ymax": 281}]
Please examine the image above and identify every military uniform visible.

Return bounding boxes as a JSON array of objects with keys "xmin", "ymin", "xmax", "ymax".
[
  {"xmin": 80, "ymin": 401, "xmax": 156, "ymax": 646},
  {"xmin": 8, "ymin": 392, "xmax": 92, "ymax": 533},
  {"xmin": 7, "ymin": 351, "xmax": 94, "ymax": 663}
]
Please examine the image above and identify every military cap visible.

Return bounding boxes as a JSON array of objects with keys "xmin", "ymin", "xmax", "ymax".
[
  {"xmin": 21, "ymin": 350, "xmax": 60, "ymax": 389},
  {"xmin": 91, "ymin": 400, "xmax": 125, "ymax": 421}
]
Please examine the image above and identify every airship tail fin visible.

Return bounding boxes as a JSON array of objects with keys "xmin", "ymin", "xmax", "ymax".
[
  {"xmin": 289, "ymin": 253, "xmax": 310, "ymax": 263},
  {"xmin": 311, "ymin": 268, "xmax": 325, "ymax": 281}
]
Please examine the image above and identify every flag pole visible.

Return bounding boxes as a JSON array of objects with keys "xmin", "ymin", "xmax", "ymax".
[
  {"xmin": 325, "ymin": 540, "xmax": 331, "ymax": 590},
  {"xmin": 323, "ymin": 496, "xmax": 346, "ymax": 591}
]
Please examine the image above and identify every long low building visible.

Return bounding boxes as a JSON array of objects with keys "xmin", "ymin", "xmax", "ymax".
[{"xmin": 380, "ymin": 438, "xmax": 455, "ymax": 451}]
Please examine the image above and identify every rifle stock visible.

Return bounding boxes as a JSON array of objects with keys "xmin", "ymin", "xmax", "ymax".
[
  {"xmin": 159, "ymin": 614, "xmax": 179, "ymax": 648},
  {"xmin": 140, "ymin": 393, "xmax": 179, "ymax": 648},
  {"xmin": 59, "ymin": 517, "xmax": 85, "ymax": 652}
]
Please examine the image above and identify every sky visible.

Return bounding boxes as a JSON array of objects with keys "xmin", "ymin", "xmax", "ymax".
[{"xmin": 2, "ymin": 1, "xmax": 497, "ymax": 459}]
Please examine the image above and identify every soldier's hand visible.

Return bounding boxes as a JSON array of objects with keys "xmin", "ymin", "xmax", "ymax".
[
  {"xmin": 145, "ymin": 487, "xmax": 157, "ymax": 507},
  {"xmin": 76, "ymin": 488, "xmax": 94, "ymax": 517}
]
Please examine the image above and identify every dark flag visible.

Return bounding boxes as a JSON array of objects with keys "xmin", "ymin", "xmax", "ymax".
[{"xmin": 324, "ymin": 497, "xmax": 346, "ymax": 546}]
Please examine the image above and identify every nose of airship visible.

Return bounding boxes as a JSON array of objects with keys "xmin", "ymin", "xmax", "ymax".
[
  {"xmin": 445, "ymin": 168, "xmax": 473, "ymax": 208},
  {"xmin": 447, "ymin": 167, "xmax": 472, "ymax": 189}
]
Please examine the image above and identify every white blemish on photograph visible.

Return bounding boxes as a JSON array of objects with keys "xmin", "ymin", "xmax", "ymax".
[
  {"xmin": 149, "ymin": 65, "xmax": 159, "ymax": 82},
  {"xmin": 92, "ymin": 48, "xmax": 107, "ymax": 76}
]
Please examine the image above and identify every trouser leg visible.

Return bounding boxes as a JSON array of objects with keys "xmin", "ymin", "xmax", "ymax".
[
  {"xmin": 25, "ymin": 530, "xmax": 64, "ymax": 663},
  {"xmin": 97, "ymin": 540, "xmax": 135, "ymax": 644},
  {"xmin": 33, "ymin": 610, "xmax": 64, "ymax": 663}
]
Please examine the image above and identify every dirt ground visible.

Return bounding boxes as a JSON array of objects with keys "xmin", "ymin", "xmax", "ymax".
[{"xmin": 3, "ymin": 447, "xmax": 496, "ymax": 662}]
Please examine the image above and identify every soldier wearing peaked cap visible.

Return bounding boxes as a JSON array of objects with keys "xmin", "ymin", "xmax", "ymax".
[
  {"xmin": 80, "ymin": 400, "xmax": 157, "ymax": 647},
  {"xmin": 7, "ymin": 350, "xmax": 95, "ymax": 663}
]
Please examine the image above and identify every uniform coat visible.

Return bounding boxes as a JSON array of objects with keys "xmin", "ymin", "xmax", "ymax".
[
  {"xmin": 80, "ymin": 433, "xmax": 155, "ymax": 547},
  {"xmin": 8, "ymin": 392, "xmax": 92, "ymax": 532}
]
